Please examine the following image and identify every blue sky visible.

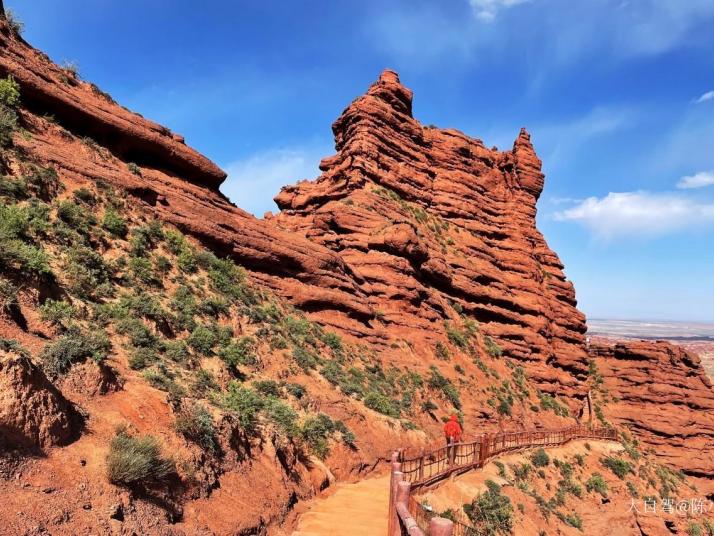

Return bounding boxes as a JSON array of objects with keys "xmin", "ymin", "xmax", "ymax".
[{"xmin": 9, "ymin": 0, "xmax": 714, "ymax": 322}]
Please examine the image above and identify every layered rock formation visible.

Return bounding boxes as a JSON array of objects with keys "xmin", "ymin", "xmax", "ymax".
[
  {"xmin": 275, "ymin": 70, "xmax": 588, "ymax": 396},
  {"xmin": 589, "ymin": 340, "xmax": 714, "ymax": 496},
  {"xmin": 2, "ymin": 7, "xmax": 714, "ymax": 529},
  {"xmin": 1, "ymin": 15, "xmax": 587, "ymax": 400}
]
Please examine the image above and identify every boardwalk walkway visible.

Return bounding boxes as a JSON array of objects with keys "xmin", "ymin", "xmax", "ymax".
[
  {"xmin": 291, "ymin": 425, "xmax": 618, "ymax": 536},
  {"xmin": 292, "ymin": 475, "xmax": 390, "ymax": 536}
]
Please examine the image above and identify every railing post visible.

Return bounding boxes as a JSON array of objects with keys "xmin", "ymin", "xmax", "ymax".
[
  {"xmin": 388, "ymin": 452, "xmax": 402, "ymax": 536},
  {"xmin": 480, "ymin": 433, "xmax": 489, "ymax": 465},
  {"xmin": 428, "ymin": 517, "xmax": 454, "ymax": 536},
  {"xmin": 418, "ymin": 448, "xmax": 425, "ymax": 481}
]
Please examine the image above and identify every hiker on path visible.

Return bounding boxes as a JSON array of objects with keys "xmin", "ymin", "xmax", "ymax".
[{"xmin": 444, "ymin": 414, "xmax": 462, "ymax": 464}]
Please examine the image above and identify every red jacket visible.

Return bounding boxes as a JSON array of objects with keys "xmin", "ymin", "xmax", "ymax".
[{"xmin": 444, "ymin": 416, "xmax": 462, "ymax": 441}]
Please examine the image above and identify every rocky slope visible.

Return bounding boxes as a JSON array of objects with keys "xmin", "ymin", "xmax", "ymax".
[
  {"xmin": 589, "ymin": 340, "xmax": 714, "ymax": 498},
  {"xmin": 1, "ymin": 6, "xmax": 713, "ymax": 534}
]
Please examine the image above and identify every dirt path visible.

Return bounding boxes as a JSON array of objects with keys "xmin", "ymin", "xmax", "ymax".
[{"xmin": 292, "ymin": 475, "xmax": 390, "ymax": 536}]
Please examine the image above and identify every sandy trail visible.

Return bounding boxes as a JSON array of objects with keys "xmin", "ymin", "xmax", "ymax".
[{"xmin": 292, "ymin": 475, "xmax": 390, "ymax": 536}]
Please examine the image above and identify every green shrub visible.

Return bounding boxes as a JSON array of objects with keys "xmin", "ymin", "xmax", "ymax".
[
  {"xmin": 64, "ymin": 245, "xmax": 111, "ymax": 298},
  {"xmin": 102, "ymin": 209, "xmax": 128, "ymax": 237},
  {"xmin": 435, "ymin": 341, "xmax": 450, "ymax": 360},
  {"xmin": 300, "ymin": 413, "xmax": 338, "ymax": 459},
  {"xmin": 191, "ymin": 369, "xmax": 218, "ymax": 397},
  {"xmin": 129, "ymin": 347, "xmax": 158, "ymax": 370},
  {"xmin": 143, "ymin": 368, "xmax": 185, "ymax": 400},
  {"xmin": 198, "ymin": 296, "xmax": 229, "ymax": 317},
  {"xmin": 154, "ymin": 254, "xmax": 172, "ymax": 274},
  {"xmin": 127, "ymin": 162, "xmax": 141, "ymax": 176},
  {"xmin": 0, "ymin": 76, "xmax": 20, "ymax": 148},
  {"xmin": 0, "ymin": 337, "xmax": 30, "ymax": 358},
  {"xmin": 265, "ymin": 399, "xmax": 299, "ymax": 437},
  {"xmin": 164, "ymin": 340, "xmax": 189, "ymax": 363},
  {"xmin": 688, "ymin": 523, "xmax": 703, "ymax": 536},
  {"xmin": 116, "ymin": 317, "xmax": 158, "ymax": 348},
  {"xmin": 428, "ymin": 366, "xmax": 461, "ymax": 409},
  {"xmin": 655, "ymin": 464, "xmax": 685, "ymax": 499},
  {"xmin": 38, "ymin": 299, "xmax": 76, "ymax": 327},
  {"xmin": 220, "ymin": 383, "xmax": 264, "ymax": 433},
  {"xmin": 24, "ymin": 166, "xmax": 62, "ymax": 201},
  {"xmin": 626, "ymin": 481, "xmax": 639, "ymax": 498},
  {"xmin": 174, "ymin": 403, "xmax": 217, "ymax": 453},
  {"xmin": 130, "ymin": 223, "xmax": 163, "ymax": 257},
  {"xmin": 0, "ymin": 277, "xmax": 18, "ymax": 313},
  {"xmin": 0, "ymin": 204, "xmax": 51, "ymax": 276},
  {"xmin": 530, "ymin": 448, "xmax": 550, "ymax": 468},
  {"xmin": 56, "ymin": 200, "xmax": 91, "ymax": 230},
  {"xmin": 164, "ymin": 229, "xmax": 186, "ymax": 255},
  {"xmin": 585, "ymin": 473, "xmax": 608, "ymax": 497},
  {"xmin": 364, "ymin": 391, "xmax": 400, "ymax": 418},
  {"xmin": 5, "ymin": 10, "xmax": 24, "ymax": 36},
  {"xmin": 484, "ymin": 336, "xmax": 503, "ymax": 358},
  {"xmin": 562, "ymin": 513, "xmax": 582, "ymax": 530},
  {"xmin": 601, "ymin": 456, "xmax": 632, "ymax": 479},
  {"xmin": 538, "ymin": 392, "xmax": 570, "ymax": 417},
  {"xmin": 253, "ymin": 379, "xmax": 281, "ymax": 397},
  {"xmin": 444, "ymin": 321, "xmax": 469, "ymax": 349},
  {"xmin": 0, "ymin": 76, "xmax": 21, "ymax": 108},
  {"xmin": 0, "ymin": 175, "xmax": 28, "ymax": 199},
  {"xmin": 334, "ymin": 420, "xmax": 356, "ymax": 446},
  {"xmin": 41, "ymin": 326, "xmax": 111, "ymax": 375},
  {"xmin": 421, "ymin": 400, "xmax": 438, "ymax": 413},
  {"xmin": 188, "ymin": 325, "xmax": 217, "ymax": 355},
  {"xmin": 72, "ymin": 187, "xmax": 96, "ymax": 205},
  {"xmin": 218, "ymin": 337, "xmax": 258, "ymax": 368},
  {"xmin": 177, "ymin": 248, "xmax": 198, "ymax": 273},
  {"xmin": 292, "ymin": 344, "xmax": 318, "ymax": 371},
  {"xmin": 285, "ymin": 383, "xmax": 306, "ymax": 399},
  {"xmin": 321, "ymin": 331, "xmax": 343, "ymax": 353},
  {"xmin": 0, "ymin": 105, "xmax": 17, "ymax": 147},
  {"xmin": 106, "ymin": 428, "xmax": 175, "ymax": 485},
  {"xmin": 512, "ymin": 462, "xmax": 531, "ymax": 481},
  {"xmin": 464, "ymin": 480, "xmax": 514, "ymax": 536},
  {"xmin": 129, "ymin": 256, "xmax": 157, "ymax": 285}
]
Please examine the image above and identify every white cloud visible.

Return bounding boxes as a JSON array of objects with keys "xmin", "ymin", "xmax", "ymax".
[
  {"xmin": 220, "ymin": 146, "xmax": 328, "ymax": 217},
  {"xmin": 553, "ymin": 191, "xmax": 714, "ymax": 240},
  {"xmin": 696, "ymin": 90, "xmax": 714, "ymax": 103},
  {"xmin": 677, "ymin": 171, "xmax": 714, "ymax": 189},
  {"xmin": 468, "ymin": 0, "xmax": 530, "ymax": 21}
]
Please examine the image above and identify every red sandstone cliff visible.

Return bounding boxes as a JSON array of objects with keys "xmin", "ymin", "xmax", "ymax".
[
  {"xmin": 1, "ymin": 7, "xmax": 714, "ymax": 532},
  {"xmin": 589, "ymin": 340, "xmax": 714, "ymax": 497},
  {"xmin": 274, "ymin": 70, "xmax": 589, "ymax": 398}
]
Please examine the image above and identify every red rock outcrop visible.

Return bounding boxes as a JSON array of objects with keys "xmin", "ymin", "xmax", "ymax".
[
  {"xmin": 1, "ymin": 18, "xmax": 587, "ymax": 399},
  {"xmin": 2, "ymin": 6, "xmax": 714, "ymax": 518},
  {"xmin": 0, "ymin": 351, "xmax": 80, "ymax": 450},
  {"xmin": 589, "ymin": 340, "xmax": 714, "ymax": 496},
  {"xmin": 275, "ymin": 70, "xmax": 588, "ymax": 396}
]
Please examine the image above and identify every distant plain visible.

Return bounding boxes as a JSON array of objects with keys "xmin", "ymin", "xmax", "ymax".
[{"xmin": 588, "ymin": 319, "xmax": 714, "ymax": 379}]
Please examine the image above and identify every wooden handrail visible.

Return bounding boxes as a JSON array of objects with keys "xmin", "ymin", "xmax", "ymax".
[{"xmin": 388, "ymin": 424, "xmax": 618, "ymax": 535}]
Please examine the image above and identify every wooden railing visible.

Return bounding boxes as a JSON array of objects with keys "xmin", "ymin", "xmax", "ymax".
[{"xmin": 388, "ymin": 425, "xmax": 618, "ymax": 536}]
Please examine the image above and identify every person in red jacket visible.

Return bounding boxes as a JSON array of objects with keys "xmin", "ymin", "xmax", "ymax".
[{"xmin": 444, "ymin": 414, "xmax": 462, "ymax": 464}]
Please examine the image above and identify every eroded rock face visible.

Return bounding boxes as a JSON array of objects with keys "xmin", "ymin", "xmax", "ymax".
[
  {"xmin": 0, "ymin": 14, "xmax": 224, "ymax": 187},
  {"xmin": 275, "ymin": 70, "xmax": 588, "ymax": 396},
  {"xmin": 0, "ymin": 352, "xmax": 80, "ymax": 450},
  {"xmin": 589, "ymin": 340, "xmax": 714, "ymax": 496}
]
